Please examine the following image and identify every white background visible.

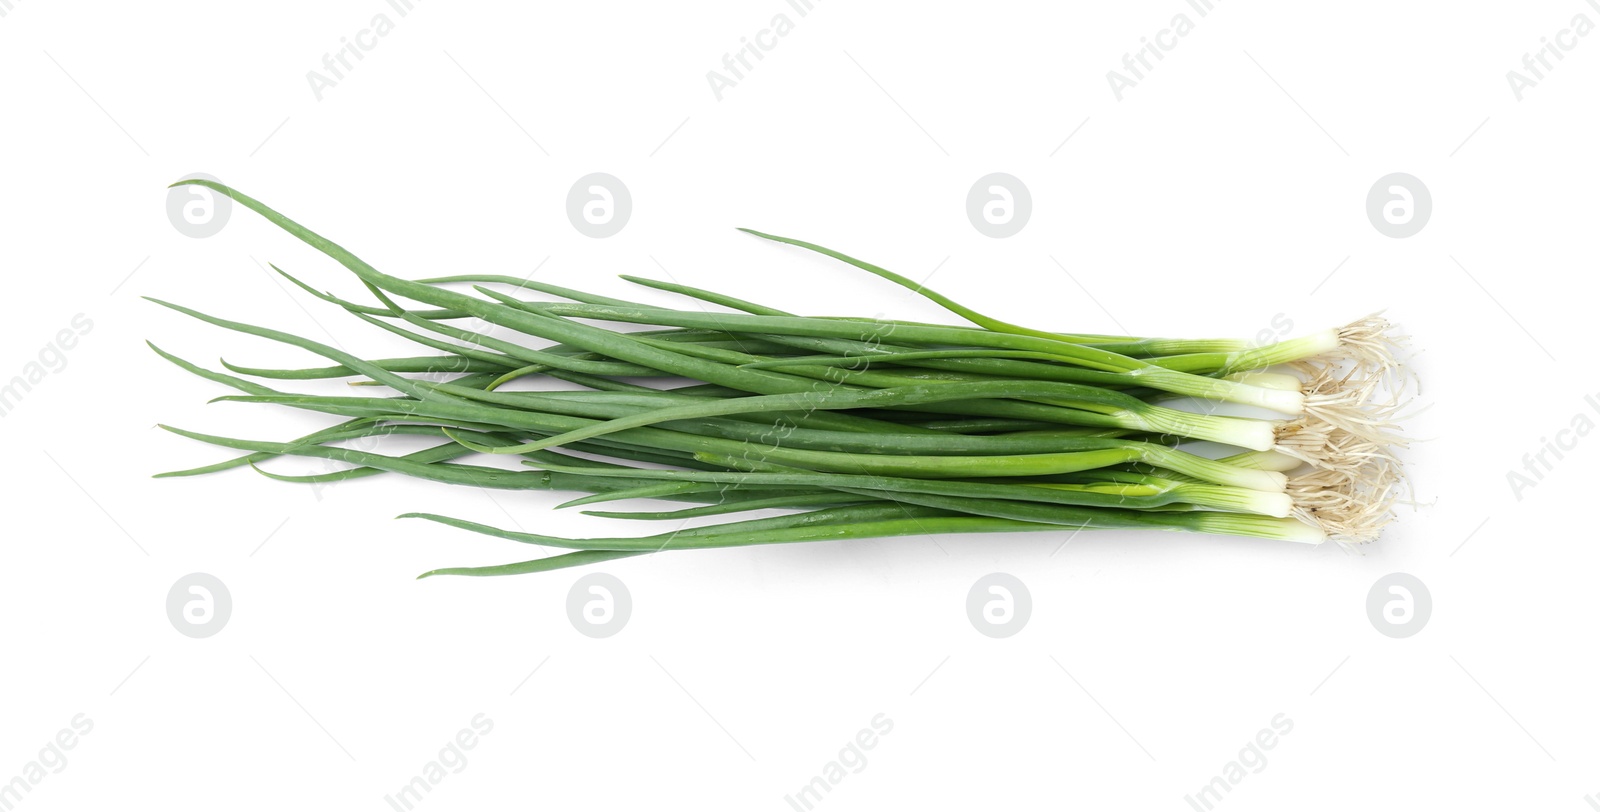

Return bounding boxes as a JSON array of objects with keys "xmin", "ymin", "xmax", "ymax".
[{"xmin": 2, "ymin": 1, "xmax": 1597, "ymax": 809}]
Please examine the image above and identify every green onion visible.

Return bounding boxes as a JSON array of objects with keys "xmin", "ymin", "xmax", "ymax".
[{"xmin": 151, "ymin": 179, "xmax": 1413, "ymax": 577}]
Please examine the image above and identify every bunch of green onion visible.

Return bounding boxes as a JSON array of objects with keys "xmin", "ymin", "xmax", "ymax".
[{"xmin": 153, "ymin": 179, "xmax": 1412, "ymax": 578}]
